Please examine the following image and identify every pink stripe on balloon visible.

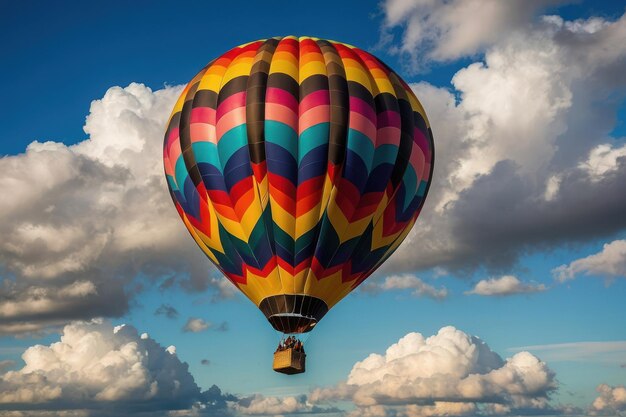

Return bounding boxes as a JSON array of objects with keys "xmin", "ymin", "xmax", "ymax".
[
  {"xmin": 349, "ymin": 96, "xmax": 376, "ymax": 122},
  {"xmin": 413, "ymin": 128, "xmax": 431, "ymax": 160},
  {"xmin": 266, "ymin": 87, "xmax": 298, "ymax": 111},
  {"xmin": 190, "ymin": 123, "xmax": 216, "ymax": 144},
  {"xmin": 423, "ymin": 162, "xmax": 432, "ymax": 181},
  {"xmin": 163, "ymin": 154, "xmax": 175, "ymax": 177},
  {"xmin": 165, "ymin": 137, "xmax": 182, "ymax": 177},
  {"xmin": 349, "ymin": 111, "xmax": 376, "ymax": 142},
  {"xmin": 216, "ymin": 91, "xmax": 246, "ymax": 119},
  {"xmin": 299, "ymin": 90, "xmax": 330, "ymax": 114},
  {"xmin": 166, "ymin": 127, "xmax": 180, "ymax": 150},
  {"xmin": 375, "ymin": 126, "xmax": 401, "ymax": 147},
  {"xmin": 190, "ymin": 107, "xmax": 216, "ymax": 125},
  {"xmin": 408, "ymin": 146, "xmax": 426, "ymax": 184},
  {"xmin": 299, "ymin": 105, "xmax": 330, "ymax": 133},
  {"xmin": 266, "ymin": 102, "xmax": 298, "ymax": 131},
  {"xmin": 216, "ymin": 107, "xmax": 246, "ymax": 140},
  {"xmin": 167, "ymin": 136, "xmax": 182, "ymax": 162}
]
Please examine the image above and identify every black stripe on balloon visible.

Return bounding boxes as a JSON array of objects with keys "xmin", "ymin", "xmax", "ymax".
[
  {"xmin": 346, "ymin": 80, "xmax": 374, "ymax": 105},
  {"xmin": 416, "ymin": 125, "xmax": 435, "ymax": 213},
  {"xmin": 192, "ymin": 89, "xmax": 218, "ymax": 109},
  {"xmin": 374, "ymin": 93, "xmax": 399, "ymax": 115},
  {"xmin": 299, "ymin": 74, "xmax": 329, "ymax": 98},
  {"xmin": 385, "ymin": 69, "xmax": 414, "ymax": 189},
  {"xmin": 271, "ymin": 38, "xmax": 300, "ymax": 266},
  {"xmin": 389, "ymin": 98, "xmax": 414, "ymax": 187},
  {"xmin": 317, "ymin": 40, "xmax": 348, "ymax": 167},
  {"xmin": 266, "ymin": 72, "xmax": 299, "ymax": 101},
  {"xmin": 246, "ymin": 38, "xmax": 278, "ymax": 163},
  {"xmin": 217, "ymin": 76, "xmax": 249, "ymax": 105}
]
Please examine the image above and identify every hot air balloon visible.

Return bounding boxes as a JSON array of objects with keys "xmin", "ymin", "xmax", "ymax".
[{"xmin": 163, "ymin": 36, "xmax": 434, "ymax": 374}]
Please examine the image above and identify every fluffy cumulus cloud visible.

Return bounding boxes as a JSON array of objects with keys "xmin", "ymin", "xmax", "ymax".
[
  {"xmin": 590, "ymin": 384, "xmax": 626, "ymax": 416},
  {"xmin": 232, "ymin": 394, "xmax": 340, "ymax": 416},
  {"xmin": 311, "ymin": 326, "xmax": 557, "ymax": 416},
  {"xmin": 0, "ymin": 319, "xmax": 335, "ymax": 417},
  {"xmin": 552, "ymin": 239, "xmax": 626, "ymax": 283},
  {"xmin": 0, "ymin": 83, "xmax": 231, "ymax": 336},
  {"xmin": 0, "ymin": 320, "xmax": 219, "ymax": 415},
  {"xmin": 182, "ymin": 318, "xmax": 229, "ymax": 334},
  {"xmin": 362, "ymin": 274, "xmax": 447, "ymax": 300},
  {"xmin": 380, "ymin": 10, "xmax": 626, "ymax": 275},
  {"xmin": 0, "ymin": 321, "xmax": 599, "ymax": 417},
  {"xmin": 580, "ymin": 143, "xmax": 626, "ymax": 181},
  {"xmin": 466, "ymin": 275, "xmax": 547, "ymax": 296},
  {"xmin": 380, "ymin": 0, "xmax": 563, "ymax": 65},
  {"xmin": 183, "ymin": 318, "xmax": 211, "ymax": 333}
]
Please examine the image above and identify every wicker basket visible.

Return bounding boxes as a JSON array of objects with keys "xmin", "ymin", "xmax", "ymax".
[{"xmin": 273, "ymin": 348, "xmax": 306, "ymax": 375}]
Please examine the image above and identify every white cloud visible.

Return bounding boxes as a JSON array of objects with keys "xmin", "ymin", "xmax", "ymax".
[
  {"xmin": 0, "ymin": 320, "xmax": 253, "ymax": 417},
  {"xmin": 183, "ymin": 318, "xmax": 211, "ymax": 333},
  {"xmin": 0, "ymin": 279, "xmax": 125, "ymax": 336},
  {"xmin": 0, "ymin": 320, "xmax": 199, "ymax": 409},
  {"xmin": 542, "ymin": 14, "xmax": 613, "ymax": 34},
  {"xmin": 380, "ymin": 0, "xmax": 562, "ymax": 65},
  {"xmin": 0, "ymin": 83, "xmax": 231, "ymax": 335},
  {"xmin": 232, "ymin": 394, "xmax": 315, "ymax": 415},
  {"xmin": 363, "ymin": 274, "xmax": 448, "ymax": 300},
  {"xmin": 552, "ymin": 240, "xmax": 626, "ymax": 283},
  {"xmin": 209, "ymin": 277, "xmax": 239, "ymax": 301},
  {"xmin": 311, "ymin": 326, "xmax": 556, "ymax": 416},
  {"xmin": 509, "ymin": 341, "xmax": 626, "ymax": 364},
  {"xmin": 0, "ymin": 412, "xmax": 91, "ymax": 417},
  {"xmin": 381, "ymin": 12, "xmax": 626, "ymax": 275},
  {"xmin": 466, "ymin": 275, "xmax": 547, "ymax": 296},
  {"xmin": 544, "ymin": 174, "xmax": 562, "ymax": 201},
  {"xmin": 579, "ymin": 143, "xmax": 626, "ymax": 181},
  {"xmin": 590, "ymin": 384, "xmax": 626, "ymax": 416},
  {"xmin": 229, "ymin": 392, "xmax": 341, "ymax": 417}
]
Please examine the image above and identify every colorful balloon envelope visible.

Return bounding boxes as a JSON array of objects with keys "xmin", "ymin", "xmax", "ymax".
[{"xmin": 163, "ymin": 36, "xmax": 434, "ymax": 336}]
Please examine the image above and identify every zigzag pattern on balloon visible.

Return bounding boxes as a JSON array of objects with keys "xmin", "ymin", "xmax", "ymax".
[{"xmin": 163, "ymin": 36, "xmax": 434, "ymax": 310}]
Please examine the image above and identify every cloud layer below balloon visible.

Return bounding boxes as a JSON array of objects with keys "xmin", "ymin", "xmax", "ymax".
[
  {"xmin": 311, "ymin": 326, "xmax": 558, "ymax": 417},
  {"xmin": 0, "ymin": 320, "xmax": 618, "ymax": 417}
]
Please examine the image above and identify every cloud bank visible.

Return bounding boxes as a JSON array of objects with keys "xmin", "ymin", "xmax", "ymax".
[
  {"xmin": 381, "ymin": 10, "xmax": 626, "ymax": 276},
  {"xmin": 311, "ymin": 326, "xmax": 557, "ymax": 416},
  {"xmin": 0, "ymin": 320, "xmax": 207, "ymax": 413},
  {"xmin": 0, "ymin": 320, "xmax": 338, "ymax": 417},
  {"xmin": 380, "ymin": 0, "xmax": 564, "ymax": 66},
  {"xmin": 1, "ymin": 321, "xmax": 614, "ymax": 417},
  {"xmin": 0, "ymin": 83, "xmax": 231, "ymax": 336}
]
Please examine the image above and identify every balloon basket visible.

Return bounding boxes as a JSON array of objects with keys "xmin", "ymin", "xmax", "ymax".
[{"xmin": 273, "ymin": 348, "xmax": 306, "ymax": 375}]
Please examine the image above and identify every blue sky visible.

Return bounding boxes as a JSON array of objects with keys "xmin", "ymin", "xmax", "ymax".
[{"xmin": 1, "ymin": 1, "xmax": 626, "ymax": 416}]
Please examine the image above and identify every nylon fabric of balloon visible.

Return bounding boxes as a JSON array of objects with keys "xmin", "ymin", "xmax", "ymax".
[{"xmin": 163, "ymin": 36, "xmax": 434, "ymax": 334}]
